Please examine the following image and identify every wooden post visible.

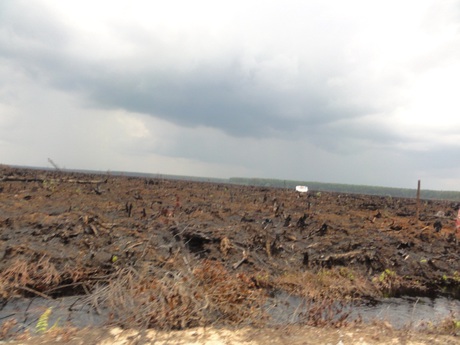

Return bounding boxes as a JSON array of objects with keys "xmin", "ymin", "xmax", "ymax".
[
  {"xmin": 415, "ymin": 179, "xmax": 421, "ymax": 222},
  {"xmin": 456, "ymin": 209, "xmax": 460, "ymax": 236}
]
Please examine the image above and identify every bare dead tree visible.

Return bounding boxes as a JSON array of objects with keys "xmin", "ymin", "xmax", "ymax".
[{"xmin": 47, "ymin": 158, "xmax": 61, "ymax": 171}]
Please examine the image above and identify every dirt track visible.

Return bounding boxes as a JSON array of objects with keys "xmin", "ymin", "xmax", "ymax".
[
  {"xmin": 0, "ymin": 166, "xmax": 459, "ymax": 338},
  {"xmin": 4, "ymin": 325, "xmax": 460, "ymax": 345}
]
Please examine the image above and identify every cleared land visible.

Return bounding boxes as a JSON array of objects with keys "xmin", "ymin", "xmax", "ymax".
[{"xmin": 0, "ymin": 166, "xmax": 459, "ymax": 343}]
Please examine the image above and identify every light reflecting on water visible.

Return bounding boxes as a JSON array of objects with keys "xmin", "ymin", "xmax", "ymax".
[
  {"xmin": 267, "ymin": 292, "xmax": 460, "ymax": 329},
  {"xmin": 1, "ymin": 293, "xmax": 459, "ymax": 331}
]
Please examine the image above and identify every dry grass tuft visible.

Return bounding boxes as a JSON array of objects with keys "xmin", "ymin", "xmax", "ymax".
[
  {"xmin": 274, "ymin": 267, "xmax": 378, "ymax": 301},
  {"xmin": 0, "ymin": 255, "xmax": 61, "ymax": 297},
  {"xmin": 85, "ymin": 259, "xmax": 266, "ymax": 330},
  {"xmin": 371, "ymin": 268, "xmax": 421, "ymax": 297},
  {"xmin": 0, "ymin": 319, "xmax": 17, "ymax": 340},
  {"xmin": 435, "ymin": 312, "xmax": 460, "ymax": 336}
]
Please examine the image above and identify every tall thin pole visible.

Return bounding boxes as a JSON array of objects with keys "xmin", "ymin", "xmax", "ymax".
[{"xmin": 416, "ymin": 179, "xmax": 421, "ymax": 222}]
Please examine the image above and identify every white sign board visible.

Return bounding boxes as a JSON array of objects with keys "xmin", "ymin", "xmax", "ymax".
[{"xmin": 295, "ymin": 185, "xmax": 308, "ymax": 193}]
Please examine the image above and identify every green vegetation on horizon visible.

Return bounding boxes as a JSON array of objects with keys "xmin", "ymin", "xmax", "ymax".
[{"xmin": 229, "ymin": 177, "xmax": 460, "ymax": 201}]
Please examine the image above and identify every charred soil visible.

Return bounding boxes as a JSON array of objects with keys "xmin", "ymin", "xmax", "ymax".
[{"xmin": 0, "ymin": 166, "xmax": 459, "ymax": 337}]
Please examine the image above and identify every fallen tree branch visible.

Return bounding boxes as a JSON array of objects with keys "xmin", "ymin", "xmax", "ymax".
[
  {"xmin": 232, "ymin": 250, "xmax": 249, "ymax": 270},
  {"xmin": 0, "ymin": 176, "xmax": 107, "ymax": 184},
  {"xmin": 14, "ymin": 285, "xmax": 52, "ymax": 300},
  {"xmin": 0, "ymin": 176, "xmax": 45, "ymax": 183}
]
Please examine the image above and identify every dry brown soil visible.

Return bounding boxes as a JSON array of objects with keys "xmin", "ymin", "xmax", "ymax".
[{"xmin": 4, "ymin": 324, "xmax": 460, "ymax": 345}]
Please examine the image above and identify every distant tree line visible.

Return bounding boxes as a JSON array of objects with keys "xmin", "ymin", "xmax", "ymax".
[{"xmin": 228, "ymin": 177, "xmax": 460, "ymax": 201}]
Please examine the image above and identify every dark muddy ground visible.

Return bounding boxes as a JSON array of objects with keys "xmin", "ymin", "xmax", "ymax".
[{"xmin": 0, "ymin": 166, "xmax": 459, "ymax": 336}]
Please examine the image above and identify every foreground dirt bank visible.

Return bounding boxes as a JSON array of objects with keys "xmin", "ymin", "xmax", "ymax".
[{"xmin": 3, "ymin": 325, "xmax": 460, "ymax": 345}]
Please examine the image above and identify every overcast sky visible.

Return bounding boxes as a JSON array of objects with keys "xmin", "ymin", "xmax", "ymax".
[{"xmin": 1, "ymin": 1, "xmax": 460, "ymax": 190}]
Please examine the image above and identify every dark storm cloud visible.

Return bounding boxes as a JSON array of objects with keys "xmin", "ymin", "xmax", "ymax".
[
  {"xmin": 2, "ymin": 0, "xmax": 458, "ymax": 168},
  {"xmin": 83, "ymin": 64, "xmax": 362, "ymax": 138},
  {"xmin": 2, "ymin": 0, "xmax": 460, "ymax": 190},
  {"xmin": 7, "ymin": 49, "xmax": 387, "ymax": 147},
  {"xmin": 0, "ymin": 2, "xmax": 71, "ymax": 88},
  {"xmin": 0, "ymin": 1, "xmax": 386, "ymax": 145}
]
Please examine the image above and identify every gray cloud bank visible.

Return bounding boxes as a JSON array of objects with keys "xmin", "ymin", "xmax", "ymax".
[
  {"xmin": 1, "ymin": 1, "xmax": 460, "ymax": 189},
  {"xmin": 1, "ymin": 2, "xmax": 401, "ymax": 137}
]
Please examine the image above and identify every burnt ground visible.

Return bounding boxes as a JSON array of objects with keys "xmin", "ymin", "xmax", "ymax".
[{"xmin": 0, "ymin": 165, "xmax": 459, "ymax": 338}]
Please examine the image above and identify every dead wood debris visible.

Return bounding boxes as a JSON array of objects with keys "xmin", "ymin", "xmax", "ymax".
[
  {"xmin": 232, "ymin": 250, "xmax": 249, "ymax": 269},
  {"xmin": 0, "ymin": 175, "xmax": 107, "ymax": 184}
]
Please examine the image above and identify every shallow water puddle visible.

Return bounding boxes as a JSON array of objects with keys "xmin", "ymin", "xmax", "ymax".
[
  {"xmin": 351, "ymin": 296, "xmax": 460, "ymax": 328},
  {"xmin": 1, "ymin": 294, "xmax": 459, "ymax": 331},
  {"xmin": 0, "ymin": 296, "xmax": 107, "ymax": 332},
  {"xmin": 267, "ymin": 292, "xmax": 460, "ymax": 329}
]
